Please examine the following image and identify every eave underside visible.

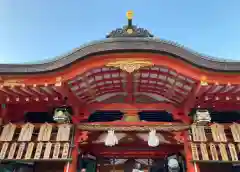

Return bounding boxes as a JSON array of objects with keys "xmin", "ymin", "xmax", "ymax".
[{"xmin": 1, "ymin": 56, "xmax": 240, "ymax": 124}]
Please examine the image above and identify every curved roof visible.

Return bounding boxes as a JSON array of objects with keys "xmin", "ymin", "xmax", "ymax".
[{"xmin": 0, "ymin": 37, "xmax": 240, "ymax": 74}]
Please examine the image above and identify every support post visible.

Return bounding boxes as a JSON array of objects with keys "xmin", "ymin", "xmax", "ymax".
[
  {"xmin": 184, "ymin": 131, "xmax": 200, "ymax": 172},
  {"xmin": 1, "ymin": 104, "xmax": 8, "ymax": 124},
  {"xmin": 64, "ymin": 129, "xmax": 80, "ymax": 172},
  {"xmin": 64, "ymin": 147, "xmax": 78, "ymax": 172}
]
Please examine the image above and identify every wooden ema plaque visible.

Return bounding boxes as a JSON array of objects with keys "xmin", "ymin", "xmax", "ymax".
[
  {"xmin": 0, "ymin": 124, "xmax": 16, "ymax": 141},
  {"xmin": 0, "ymin": 123, "xmax": 72, "ymax": 162},
  {"xmin": 210, "ymin": 123, "xmax": 227, "ymax": 142},
  {"xmin": 190, "ymin": 143, "xmax": 199, "ymax": 160},
  {"xmin": 200, "ymin": 143, "xmax": 209, "ymax": 160},
  {"xmin": 8, "ymin": 142, "xmax": 17, "ymax": 159},
  {"xmin": 189, "ymin": 123, "xmax": 240, "ymax": 163},
  {"xmin": 230, "ymin": 123, "xmax": 240, "ymax": 142},
  {"xmin": 0, "ymin": 142, "xmax": 8, "ymax": 159},
  {"xmin": 25, "ymin": 142, "xmax": 34, "ymax": 159},
  {"xmin": 191, "ymin": 125, "xmax": 207, "ymax": 142},
  {"xmin": 62, "ymin": 143, "xmax": 70, "ymax": 159},
  {"xmin": 43, "ymin": 142, "xmax": 52, "ymax": 159},
  {"xmin": 18, "ymin": 123, "xmax": 34, "ymax": 142},
  {"xmin": 190, "ymin": 142, "xmax": 240, "ymax": 162},
  {"xmin": 218, "ymin": 143, "xmax": 228, "ymax": 161},
  {"xmin": 38, "ymin": 123, "xmax": 52, "ymax": 141},
  {"xmin": 228, "ymin": 143, "xmax": 238, "ymax": 161}
]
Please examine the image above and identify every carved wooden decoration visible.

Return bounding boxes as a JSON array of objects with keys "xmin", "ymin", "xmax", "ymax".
[
  {"xmin": 191, "ymin": 143, "xmax": 199, "ymax": 160},
  {"xmin": 43, "ymin": 142, "xmax": 52, "ymax": 159},
  {"xmin": 230, "ymin": 123, "xmax": 240, "ymax": 142},
  {"xmin": 106, "ymin": 59, "xmax": 153, "ymax": 73},
  {"xmin": 211, "ymin": 123, "xmax": 227, "ymax": 142},
  {"xmin": 34, "ymin": 142, "xmax": 43, "ymax": 159},
  {"xmin": 38, "ymin": 123, "xmax": 52, "ymax": 141},
  {"xmin": 200, "ymin": 143, "xmax": 209, "ymax": 160},
  {"xmin": 18, "ymin": 123, "xmax": 34, "ymax": 141},
  {"xmin": 25, "ymin": 142, "xmax": 34, "ymax": 159},
  {"xmin": 228, "ymin": 143, "xmax": 238, "ymax": 161},
  {"xmin": 0, "ymin": 123, "xmax": 16, "ymax": 141},
  {"xmin": 8, "ymin": 142, "xmax": 17, "ymax": 159},
  {"xmin": 61, "ymin": 143, "xmax": 70, "ymax": 159},
  {"xmin": 0, "ymin": 142, "xmax": 9, "ymax": 159},
  {"xmin": 219, "ymin": 144, "xmax": 228, "ymax": 161},
  {"xmin": 210, "ymin": 143, "xmax": 219, "ymax": 160},
  {"xmin": 56, "ymin": 124, "xmax": 71, "ymax": 141},
  {"xmin": 52, "ymin": 142, "xmax": 60, "ymax": 159},
  {"xmin": 16, "ymin": 143, "xmax": 25, "ymax": 159}
]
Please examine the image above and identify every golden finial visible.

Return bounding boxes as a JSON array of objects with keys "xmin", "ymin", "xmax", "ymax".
[
  {"xmin": 126, "ymin": 10, "xmax": 133, "ymax": 20},
  {"xmin": 126, "ymin": 11, "xmax": 134, "ymax": 34}
]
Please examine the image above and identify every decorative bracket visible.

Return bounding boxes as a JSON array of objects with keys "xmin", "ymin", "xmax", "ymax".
[{"xmin": 106, "ymin": 59, "xmax": 153, "ymax": 73}]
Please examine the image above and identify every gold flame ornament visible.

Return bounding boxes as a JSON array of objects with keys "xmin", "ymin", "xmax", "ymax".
[
  {"xmin": 126, "ymin": 10, "xmax": 133, "ymax": 20},
  {"xmin": 106, "ymin": 59, "xmax": 153, "ymax": 73}
]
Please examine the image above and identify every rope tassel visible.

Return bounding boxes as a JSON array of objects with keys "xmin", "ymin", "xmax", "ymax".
[{"xmin": 148, "ymin": 129, "xmax": 159, "ymax": 147}]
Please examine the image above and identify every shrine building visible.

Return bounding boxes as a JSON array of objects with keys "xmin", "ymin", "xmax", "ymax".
[{"xmin": 0, "ymin": 11, "xmax": 240, "ymax": 172}]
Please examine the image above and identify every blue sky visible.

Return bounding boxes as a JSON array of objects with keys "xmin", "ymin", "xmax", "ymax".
[{"xmin": 0, "ymin": 0, "xmax": 240, "ymax": 64}]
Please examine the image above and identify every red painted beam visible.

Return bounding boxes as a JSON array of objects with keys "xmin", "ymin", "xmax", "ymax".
[
  {"xmin": 81, "ymin": 102, "xmax": 194, "ymax": 123},
  {"xmin": 81, "ymin": 121, "xmax": 184, "ymax": 126},
  {"xmin": 86, "ymin": 103, "xmax": 180, "ymax": 114}
]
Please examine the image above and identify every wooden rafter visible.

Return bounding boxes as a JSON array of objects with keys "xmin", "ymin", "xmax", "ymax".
[
  {"xmin": 181, "ymin": 82, "xmax": 204, "ymax": 114},
  {"xmin": 53, "ymin": 82, "xmax": 84, "ymax": 106}
]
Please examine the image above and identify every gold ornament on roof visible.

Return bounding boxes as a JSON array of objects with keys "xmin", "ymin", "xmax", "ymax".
[
  {"xmin": 200, "ymin": 76, "xmax": 208, "ymax": 86},
  {"xmin": 126, "ymin": 10, "xmax": 133, "ymax": 20},
  {"xmin": 106, "ymin": 59, "xmax": 153, "ymax": 73}
]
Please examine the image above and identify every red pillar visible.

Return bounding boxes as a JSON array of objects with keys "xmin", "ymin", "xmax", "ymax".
[
  {"xmin": 64, "ymin": 147, "xmax": 78, "ymax": 172},
  {"xmin": 184, "ymin": 131, "xmax": 200, "ymax": 172},
  {"xmin": 1, "ymin": 104, "xmax": 8, "ymax": 124},
  {"xmin": 64, "ymin": 129, "xmax": 80, "ymax": 172}
]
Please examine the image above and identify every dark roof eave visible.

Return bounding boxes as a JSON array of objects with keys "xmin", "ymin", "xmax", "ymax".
[{"xmin": 0, "ymin": 37, "xmax": 240, "ymax": 74}]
